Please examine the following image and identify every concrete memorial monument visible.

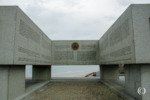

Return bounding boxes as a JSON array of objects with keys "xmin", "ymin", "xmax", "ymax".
[{"xmin": 1, "ymin": 4, "xmax": 150, "ymax": 100}]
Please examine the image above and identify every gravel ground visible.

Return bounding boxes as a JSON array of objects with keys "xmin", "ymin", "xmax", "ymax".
[{"xmin": 29, "ymin": 79, "xmax": 123, "ymax": 100}]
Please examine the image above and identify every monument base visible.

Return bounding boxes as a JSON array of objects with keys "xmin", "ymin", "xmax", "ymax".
[
  {"xmin": 125, "ymin": 64, "xmax": 150, "ymax": 100},
  {"xmin": 0, "ymin": 65, "xmax": 25, "ymax": 100}
]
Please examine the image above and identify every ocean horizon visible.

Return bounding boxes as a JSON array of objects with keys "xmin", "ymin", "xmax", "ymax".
[{"xmin": 26, "ymin": 65, "xmax": 100, "ymax": 78}]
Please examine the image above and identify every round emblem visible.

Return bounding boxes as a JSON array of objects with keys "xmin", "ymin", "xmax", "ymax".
[
  {"xmin": 137, "ymin": 87, "xmax": 146, "ymax": 95},
  {"xmin": 71, "ymin": 42, "xmax": 79, "ymax": 50}
]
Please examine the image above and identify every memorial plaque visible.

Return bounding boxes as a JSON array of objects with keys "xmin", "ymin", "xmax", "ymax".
[{"xmin": 52, "ymin": 40, "xmax": 99, "ymax": 65}]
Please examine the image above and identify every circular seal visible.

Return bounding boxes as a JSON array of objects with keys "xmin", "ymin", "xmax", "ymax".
[
  {"xmin": 71, "ymin": 42, "xmax": 79, "ymax": 50},
  {"xmin": 137, "ymin": 87, "xmax": 146, "ymax": 95}
]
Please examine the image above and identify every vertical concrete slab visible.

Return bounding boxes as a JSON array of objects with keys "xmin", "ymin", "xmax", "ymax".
[
  {"xmin": 32, "ymin": 65, "xmax": 51, "ymax": 81},
  {"xmin": 0, "ymin": 6, "xmax": 17, "ymax": 64},
  {"xmin": 0, "ymin": 65, "xmax": 25, "ymax": 100},
  {"xmin": 141, "ymin": 65, "xmax": 150, "ymax": 100},
  {"xmin": 0, "ymin": 66, "xmax": 9, "ymax": 100},
  {"xmin": 125, "ymin": 64, "xmax": 141, "ymax": 100},
  {"xmin": 100, "ymin": 65, "xmax": 119, "ymax": 81},
  {"xmin": 132, "ymin": 5, "xmax": 150, "ymax": 63}
]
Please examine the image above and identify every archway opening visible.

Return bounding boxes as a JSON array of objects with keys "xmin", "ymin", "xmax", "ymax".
[{"xmin": 51, "ymin": 65, "xmax": 100, "ymax": 79}]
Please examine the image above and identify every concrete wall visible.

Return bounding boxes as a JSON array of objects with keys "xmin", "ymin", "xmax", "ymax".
[
  {"xmin": 1, "ymin": 5, "xmax": 150, "ymax": 65},
  {"xmin": 99, "ymin": 4, "xmax": 150, "ymax": 64},
  {"xmin": 132, "ymin": 5, "xmax": 150, "ymax": 63},
  {"xmin": 0, "ymin": 6, "xmax": 52, "ymax": 65},
  {"xmin": 125, "ymin": 64, "xmax": 150, "ymax": 100},
  {"xmin": 52, "ymin": 40, "xmax": 99, "ymax": 65},
  {"xmin": 0, "ymin": 7, "xmax": 16, "ymax": 64},
  {"xmin": 99, "ymin": 5, "xmax": 135, "ymax": 64}
]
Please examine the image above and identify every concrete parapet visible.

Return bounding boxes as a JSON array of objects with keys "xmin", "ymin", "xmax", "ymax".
[
  {"xmin": 0, "ymin": 65, "xmax": 25, "ymax": 100},
  {"xmin": 32, "ymin": 65, "xmax": 51, "ymax": 81}
]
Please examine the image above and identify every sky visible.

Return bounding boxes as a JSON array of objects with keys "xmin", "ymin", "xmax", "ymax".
[{"xmin": 1, "ymin": 0, "xmax": 150, "ymax": 40}]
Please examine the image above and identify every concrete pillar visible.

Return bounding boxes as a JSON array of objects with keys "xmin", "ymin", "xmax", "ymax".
[
  {"xmin": 100, "ymin": 65, "xmax": 119, "ymax": 81},
  {"xmin": 0, "ymin": 65, "xmax": 25, "ymax": 100},
  {"xmin": 125, "ymin": 64, "xmax": 141, "ymax": 99},
  {"xmin": 125, "ymin": 64, "xmax": 150, "ymax": 100},
  {"xmin": 141, "ymin": 65, "xmax": 150, "ymax": 100},
  {"xmin": 32, "ymin": 65, "xmax": 51, "ymax": 81}
]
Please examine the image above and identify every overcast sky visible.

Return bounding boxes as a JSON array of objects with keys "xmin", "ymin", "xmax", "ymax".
[{"xmin": 1, "ymin": 0, "xmax": 150, "ymax": 40}]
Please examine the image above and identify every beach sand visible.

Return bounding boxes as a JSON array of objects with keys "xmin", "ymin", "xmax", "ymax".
[{"xmin": 29, "ymin": 79, "xmax": 123, "ymax": 100}]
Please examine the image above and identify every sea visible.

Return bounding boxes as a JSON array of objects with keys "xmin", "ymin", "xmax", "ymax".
[{"xmin": 26, "ymin": 65, "xmax": 100, "ymax": 78}]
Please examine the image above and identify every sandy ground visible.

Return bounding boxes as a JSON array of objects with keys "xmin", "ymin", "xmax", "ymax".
[{"xmin": 29, "ymin": 79, "xmax": 123, "ymax": 100}]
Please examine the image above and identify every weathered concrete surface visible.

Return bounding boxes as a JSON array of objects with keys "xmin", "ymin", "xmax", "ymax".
[
  {"xmin": 125, "ymin": 64, "xmax": 150, "ymax": 100},
  {"xmin": 0, "ymin": 65, "xmax": 25, "ymax": 100},
  {"xmin": 99, "ymin": 4, "xmax": 150, "ymax": 64},
  {"xmin": 0, "ymin": 6, "xmax": 52, "ymax": 65},
  {"xmin": 1, "ymin": 5, "xmax": 150, "ymax": 65},
  {"xmin": 99, "ymin": 5, "xmax": 134, "ymax": 64},
  {"xmin": 125, "ymin": 65, "xmax": 141, "ymax": 100},
  {"xmin": 32, "ymin": 65, "xmax": 51, "ymax": 81},
  {"xmin": 52, "ymin": 40, "xmax": 99, "ymax": 65},
  {"xmin": 99, "ymin": 4, "xmax": 150, "ymax": 100},
  {"xmin": 100, "ymin": 65, "xmax": 119, "ymax": 81},
  {"xmin": 141, "ymin": 65, "xmax": 150, "ymax": 100}
]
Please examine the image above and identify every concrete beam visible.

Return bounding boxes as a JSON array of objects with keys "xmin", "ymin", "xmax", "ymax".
[
  {"xmin": 52, "ymin": 40, "xmax": 99, "ymax": 65},
  {"xmin": 0, "ymin": 65, "xmax": 25, "ymax": 100},
  {"xmin": 100, "ymin": 65, "xmax": 119, "ymax": 81},
  {"xmin": 32, "ymin": 65, "xmax": 51, "ymax": 81},
  {"xmin": 125, "ymin": 64, "xmax": 150, "ymax": 100}
]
